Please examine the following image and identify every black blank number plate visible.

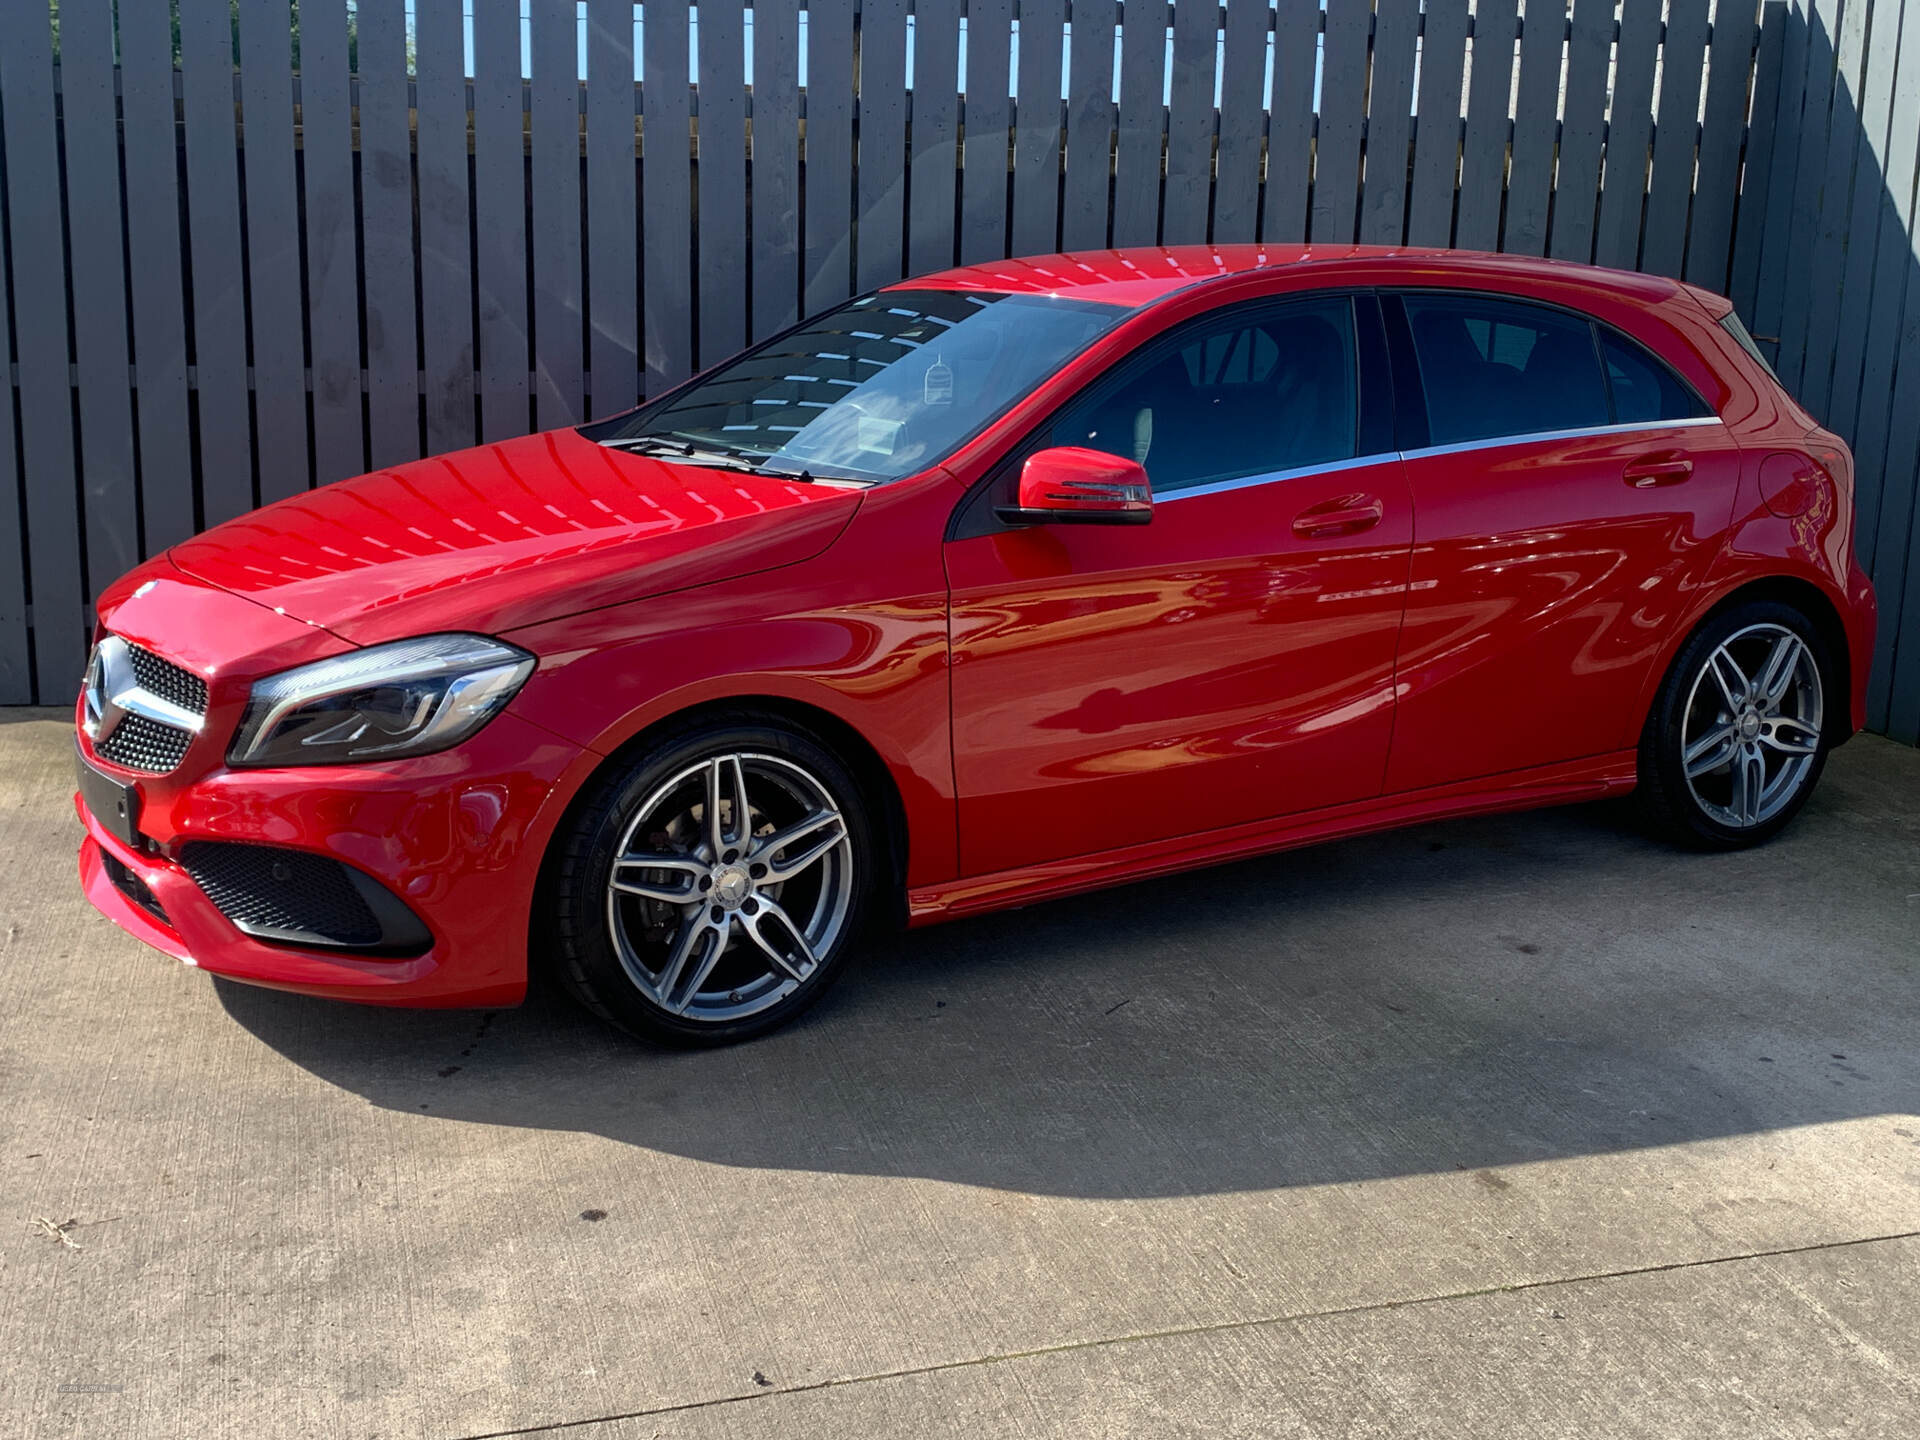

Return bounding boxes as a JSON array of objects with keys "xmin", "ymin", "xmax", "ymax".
[{"xmin": 75, "ymin": 742, "xmax": 143, "ymax": 849}]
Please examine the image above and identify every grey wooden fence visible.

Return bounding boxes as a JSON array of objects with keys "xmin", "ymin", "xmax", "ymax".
[{"xmin": 1, "ymin": 0, "xmax": 1915, "ymax": 742}]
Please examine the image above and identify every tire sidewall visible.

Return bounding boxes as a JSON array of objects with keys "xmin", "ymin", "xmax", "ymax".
[
  {"xmin": 550, "ymin": 719, "xmax": 877, "ymax": 1046},
  {"xmin": 1643, "ymin": 600, "xmax": 1832, "ymax": 848}
]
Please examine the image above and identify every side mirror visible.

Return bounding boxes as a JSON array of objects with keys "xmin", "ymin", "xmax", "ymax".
[{"xmin": 995, "ymin": 446, "xmax": 1153, "ymax": 528}]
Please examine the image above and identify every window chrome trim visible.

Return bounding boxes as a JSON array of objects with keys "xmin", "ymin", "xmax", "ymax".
[
  {"xmin": 1151, "ymin": 417, "xmax": 1724, "ymax": 505},
  {"xmin": 1155, "ymin": 451, "xmax": 1397, "ymax": 504},
  {"xmin": 1396, "ymin": 415, "xmax": 1725, "ymax": 464}
]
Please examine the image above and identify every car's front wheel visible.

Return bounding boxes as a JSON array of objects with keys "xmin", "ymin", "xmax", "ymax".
[
  {"xmin": 544, "ymin": 714, "xmax": 876, "ymax": 1045},
  {"xmin": 1638, "ymin": 599, "xmax": 1832, "ymax": 849}
]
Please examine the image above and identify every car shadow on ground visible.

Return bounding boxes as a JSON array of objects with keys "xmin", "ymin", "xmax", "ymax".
[{"xmin": 213, "ymin": 739, "xmax": 1920, "ymax": 1200}]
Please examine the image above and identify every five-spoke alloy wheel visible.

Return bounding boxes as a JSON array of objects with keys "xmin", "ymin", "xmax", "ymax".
[
  {"xmin": 1639, "ymin": 601, "xmax": 1833, "ymax": 848},
  {"xmin": 545, "ymin": 715, "xmax": 875, "ymax": 1045}
]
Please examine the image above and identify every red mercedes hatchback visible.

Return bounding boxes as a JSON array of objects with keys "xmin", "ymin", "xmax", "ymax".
[{"xmin": 75, "ymin": 247, "xmax": 1876, "ymax": 1044}]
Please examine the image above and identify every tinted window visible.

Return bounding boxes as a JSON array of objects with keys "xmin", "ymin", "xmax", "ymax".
[
  {"xmin": 1601, "ymin": 330, "xmax": 1708, "ymax": 422},
  {"xmin": 1403, "ymin": 295, "xmax": 1609, "ymax": 445},
  {"xmin": 1720, "ymin": 308, "xmax": 1782, "ymax": 383},
  {"xmin": 583, "ymin": 289, "xmax": 1125, "ymax": 482},
  {"xmin": 1046, "ymin": 296, "xmax": 1357, "ymax": 493}
]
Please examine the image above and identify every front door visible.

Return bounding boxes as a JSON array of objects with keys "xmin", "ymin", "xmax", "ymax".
[{"xmin": 945, "ymin": 294, "xmax": 1413, "ymax": 878}]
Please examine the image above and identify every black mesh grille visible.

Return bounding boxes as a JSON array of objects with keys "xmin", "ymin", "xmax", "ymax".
[
  {"xmin": 180, "ymin": 842, "xmax": 396, "ymax": 950},
  {"xmin": 125, "ymin": 644, "xmax": 209, "ymax": 714},
  {"xmin": 102, "ymin": 852, "xmax": 171, "ymax": 928},
  {"xmin": 97, "ymin": 713, "xmax": 194, "ymax": 772}
]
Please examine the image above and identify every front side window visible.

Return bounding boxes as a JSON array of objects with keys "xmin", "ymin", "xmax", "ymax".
[
  {"xmin": 1044, "ymin": 296, "xmax": 1358, "ymax": 494},
  {"xmin": 584, "ymin": 289, "xmax": 1127, "ymax": 483},
  {"xmin": 1403, "ymin": 295, "xmax": 1610, "ymax": 446}
]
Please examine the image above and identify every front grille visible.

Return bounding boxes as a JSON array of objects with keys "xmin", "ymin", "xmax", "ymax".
[
  {"xmin": 179, "ymin": 841, "xmax": 431, "ymax": 954},
  {"xmin": 102, "ymin": 851, "xmax": 171, "ymax": 928},
  {"xmin": 97, "ymin": 712, "xmax": 195, "ymax": 772},
  {"xmin": 89, "ymin": 638, "xmax": 207, "ymax": 775},
  {"xmin": 125, "ymin": 644, "xmax": 209, "ymax": 714}
]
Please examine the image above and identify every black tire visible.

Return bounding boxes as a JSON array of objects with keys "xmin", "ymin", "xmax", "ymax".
[
  {"xmin": 1637, "ymin": 599, "xmax": 1833, "ymax": 850},
  {"xmin": 542, "ymin": 711, "xmax": 878, "ymax": 1046}
]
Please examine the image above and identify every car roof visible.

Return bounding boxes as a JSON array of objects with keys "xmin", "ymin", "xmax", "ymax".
[{"xmin": 886, "ymin": 244, "xmax": 1689, "ymax": 312}]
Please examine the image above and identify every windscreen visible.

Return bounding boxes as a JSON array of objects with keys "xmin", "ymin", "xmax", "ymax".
[{"xmin": 584, "ymin": 289, "xmax": 1128, "ymax": 483}]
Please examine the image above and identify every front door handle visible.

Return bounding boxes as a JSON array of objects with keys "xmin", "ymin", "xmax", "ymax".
[
  {"xmin": 1293, "ymin": 494, "xmax": 1384, "ymax": 539},
  {"xmin": 1624, "ymin": 453, "xmax": 1694, "ymax": 487}
]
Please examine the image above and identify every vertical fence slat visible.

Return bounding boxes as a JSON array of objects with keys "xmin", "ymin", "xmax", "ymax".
[
  {"xmin": 1312, "ymin": 1, "xmax": 1368, "ymax": 245},
  {"xmin": 960, "ymin": 0, "xmax": 1013, "ymax": 262},
  {"xmin": 0, "ymin": 3, "xmax": 39, "ymax": 698},
  {"xmin": 415, "ymin": 0, "xmax": 477, "ymax": 450},
  {"xmin": 1454, "ymin": 0, "xmax": 1518, "ymax": 251},
  {"xmin": 804, "ymin": 1, "xmax": 858, "ymax": 304},
  {"xmin": 1162, "ymin": 0, "xmax": 1216, "ymax": 247},
  {"xmin": 1641, "ymin": 0, "xmax": 1712, "ymax": 278},
  {"xmin": 117, "ymin": 0, "xmax": 194, "ymax": 551},
  {"xmin": 857, "ymin": 0, "xmax": 910, "ymax": 286},
  {"xmin": 1359, "ymin": 0, "xmax": 1419, "ymax": 248},
  {"xmin": 1823, "ymin": 0, "xmax": 1903, "ymax": 450},
  {"xmin": 237, "ymin": 1, "xmax": 311, "ymax": 502},
  {"xmin": 55, "ymin": 0, "xmax": 139, "ymax": 582},
  {"xmin": 1502, "ymin": 1, "xmax": 1567, "ymax": 257},
  {"xmin": 586, "ymin": 0, "xmax": 639, "ymax": 414},
  {"xmin": 1063, "ymin": 0, "xmax": 1115, "ymax": 250},
  {"xmin": 473, "ymin": 0, "xmax": 531, "ymax": 441},
  {"xmin": 1837, "ymin": 0, "xmax": 1920, "ymax": 572},
  {"xmin": 1263, "ymin": 0, "xmax": 1320, "ymax": 244},
  {"xmin": 643, "ymin": 1, "xmax": 693, "ymax": 388},
  {"xmin": 645, "ymin": 1, "xmax": 698, "ymax": 389},
  {"xmin": 358, "ymin": 0, "xmax": 421, "ymax": 466},
  {"xmin": 1687, "ymin": 0, "xmax": 1763, "ymax": 295},
  {"xmin": 1112, "ymin": 0, "xmax": 1167, "ymax": 247},
  {"xmin": 909, "ymin": 0, "xmax": 964, "ymax": 270},
  {"xmin": 530, "ymin": 0, "xmax": 584, "ymax": 426},
  {"xmin": 1772, "ymin": 0, "xmax": 1845, "ymax": 394},
  {"xmin": 1011, "ymin": 0, "xmax": 1064, "ymax": 256},
  {"xmin": 1792, "ymin": 0, "xmax": 1871, "ymax": 420},
  {"xmin": 1749, "ymin": 0, "xmax": 1808, "ymax": 356},
  {"xmin": 696, "ymin": 2, "xmax": 749, "ymax": 364},
  {"xmin": 1593, "ymin": 1, "xmax": 1662, "ymax": 271},
  {"xmin": 1213, "ymin": 0, "xmax": 1270, "ymax": 244},
  {"xmin": 1549, "ymin": 0, "xmax": 1615, "ymax": 262},
  {"xmin": 1728, "ymin": 1, "xmax": 1789, "ymax": 323},
  {"xmin": 750, "ymin": 0, "xmax": 803, "ymax": 332},
  {"xmin": 1405, "ymin": 0, "xmax": 1469, "ymax": 248},
  {"xmin": 179, "ymin": 0, "xmax": 257, "ymax": 523},
  {"xmin": 298, "ymin": 0, "xmax": 366, "ymax": 484}
]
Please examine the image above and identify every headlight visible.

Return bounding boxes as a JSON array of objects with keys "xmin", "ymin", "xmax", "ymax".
[{"xmin": 228, "ymin": 634, "xmax": 535, "ymax": 767}]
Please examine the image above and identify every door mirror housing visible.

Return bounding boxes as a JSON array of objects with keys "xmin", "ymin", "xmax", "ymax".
[{"xmin": 995, "ymin": 447, "xmax": 1153, "ymax": 527}]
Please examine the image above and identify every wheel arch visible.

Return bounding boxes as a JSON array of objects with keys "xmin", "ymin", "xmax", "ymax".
[
  {"xmin": 1649, "ymin": 572, "xmax": 1856, "ymax": 740},
  {"xmin": 528, "ymin": 693, "xmax": 915, "ymax": 964}
]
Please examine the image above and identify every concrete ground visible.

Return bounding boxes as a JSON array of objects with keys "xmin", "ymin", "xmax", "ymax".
[{"xmin": 1, "ymin": 708, "xmax": 1916, "ymax": 1439}]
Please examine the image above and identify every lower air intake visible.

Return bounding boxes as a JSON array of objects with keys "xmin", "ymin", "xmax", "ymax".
[{"xmin": 179, "ymin": 842, "xmax": 431, "ymax": 955}]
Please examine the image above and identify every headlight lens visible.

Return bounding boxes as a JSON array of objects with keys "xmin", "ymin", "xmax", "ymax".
[{"xmin": 228, "ymin": 634, "xmax": 535, "ymax": 767}]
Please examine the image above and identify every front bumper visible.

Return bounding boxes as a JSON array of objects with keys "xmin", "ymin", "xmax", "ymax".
[{"xmin": 76, "ymin": 710, "xmax": 587, "ymax": 1008}]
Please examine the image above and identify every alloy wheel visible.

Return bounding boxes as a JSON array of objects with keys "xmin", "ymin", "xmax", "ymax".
[
  {"xmin": 604, "ymin": 752, "xmax": 854, "ymax": 1023},
  {"xmin": 1679, "ymin": 622, "xmax": 1823, "ymax": 830}
]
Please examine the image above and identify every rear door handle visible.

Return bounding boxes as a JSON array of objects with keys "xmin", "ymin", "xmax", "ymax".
[
  {"xmin": 1292, "ymin": 494, "xmax": 1385, "ymax": 539},
  {"xmin": 1624, "ymin": 454, "xmax": 1694, "ymax": 487}
]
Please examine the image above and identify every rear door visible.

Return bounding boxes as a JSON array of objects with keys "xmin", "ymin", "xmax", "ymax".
[
  {"xmin": 945, "ymin": 293, "xmax": 1413, "ymax": 877},
  {"xmin": 1382, "ymin": 291, "xmax": 1743, "ymax": 793}
]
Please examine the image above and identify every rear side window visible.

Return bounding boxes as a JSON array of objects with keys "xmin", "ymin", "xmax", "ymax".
[
  {"xmin": 1402, "ymin": 295, "xmax": 1610, "ymax": 445},
  {"xmin": 1046, "ymin": 296, "xmax": 1358, "ymax": 493},
  {"xmin": 1720, "ymin": 308, "xmax": 1782, "ymax": 383},
  {"xmin": 1600, "ymin": 330, "xmax": 1712, "ymax": 423}
]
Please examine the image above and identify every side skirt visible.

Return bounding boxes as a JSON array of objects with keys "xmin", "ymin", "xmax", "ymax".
[{"xmin": 906, "ymin": 750, "xmax": 1640, "ymax": 924}]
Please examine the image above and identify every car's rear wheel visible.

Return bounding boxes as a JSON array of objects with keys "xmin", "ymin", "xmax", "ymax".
[
  {"xmin": 1637, "ymin": 600, "xmax": 1831, "ymax": 849},
  {"xmin": 544, "ymin": 715, "xmax": 875, "ymax": 1045}
]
